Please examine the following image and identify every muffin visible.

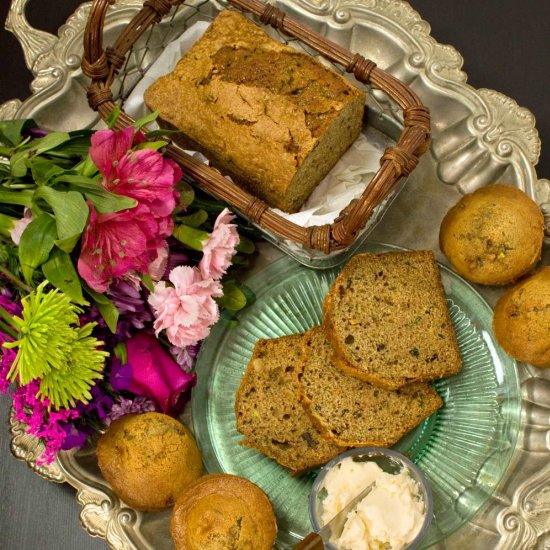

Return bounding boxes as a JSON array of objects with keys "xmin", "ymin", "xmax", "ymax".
[
  {"xmin": 97, "ymin": 412, "xmax": 203, "ymax": 511},
  {"xmin": 439, "ymin": 184, "xmax": 544, "ymax": 285},
  {"xmin": 171, "ymin": 474, "xmax": 277, "ymax": 550},
  {"xmin": 493, "ymin": 267, "xmax": 550, "ymax": 367}
]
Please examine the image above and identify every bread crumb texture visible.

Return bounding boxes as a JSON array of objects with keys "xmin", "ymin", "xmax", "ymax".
[
  {"xmin": 235, "ymin": 334, "xmax": 344, "ymax": 475},
  {"xmin": 298, "ymin": 326, "xmax": 443, "ymax": 447},
  {"xmin": 324, "ymin": 250, "xmax": 462, "ymax": 389}
]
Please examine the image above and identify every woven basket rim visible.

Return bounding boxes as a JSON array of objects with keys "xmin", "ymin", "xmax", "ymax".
[{"xmin": 81, "ymin": 0, "xmax": 431, "ymax": 254}]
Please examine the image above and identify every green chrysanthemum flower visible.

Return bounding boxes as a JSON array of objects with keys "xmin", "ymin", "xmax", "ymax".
[{"xmin": 4, "ymin": 281, "xmax": 108, "ymax": 409}]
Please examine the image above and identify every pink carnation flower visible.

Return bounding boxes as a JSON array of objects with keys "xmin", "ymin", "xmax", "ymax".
[
  {"xmin": 78, "ymin": 203, "xmax": 167, "ymax": 293},
  {"xmin": 199, "ymin": 208, "xmax": 240, "ymax": 280},
  {"xmin": 148, "ymin": 266, "xmax": 222, "ymax": 348}
]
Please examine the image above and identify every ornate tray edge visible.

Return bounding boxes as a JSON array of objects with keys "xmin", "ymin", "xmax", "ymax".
[{"xmin": 2, "ymin": 1, "xmax": 549, "ymax": 549}]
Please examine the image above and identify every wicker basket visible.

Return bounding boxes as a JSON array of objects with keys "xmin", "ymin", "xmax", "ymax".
[{"xmin": 81, "ymin": 0, "xmax": 431, "ymax": 264}]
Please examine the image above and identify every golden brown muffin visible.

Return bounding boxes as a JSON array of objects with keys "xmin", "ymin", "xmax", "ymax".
[
  {"xmin": 97, "ymin": 412, "xmax": 203, "ymax": 511},
  {"xmin": 439, "ymin": 184, "xmax": 544, "ymax": 285},
  {"xmin": 171, "ymin": 474, "xmax": 277, "ymax": 550},
  {"xmin": 493, "ymin": 267, "xmax": 550, "ymax": 367}
]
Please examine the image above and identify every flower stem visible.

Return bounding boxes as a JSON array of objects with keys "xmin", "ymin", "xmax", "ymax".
[
  {"xmin": 0, "ymin": 304, "xmax": 16, "ymax": 334},
  {"xmin": 0, "ymin": 264, "xmax": 32, "ymax": 293},
  {"xmin": 0, "ymin": 319, "xmax": 17, "ymax": 339}
]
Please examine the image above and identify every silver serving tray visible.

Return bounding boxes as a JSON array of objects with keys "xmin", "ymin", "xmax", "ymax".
[{"xmin": 3, "ymin": 0, "xmax": 550, "ymax": 548}]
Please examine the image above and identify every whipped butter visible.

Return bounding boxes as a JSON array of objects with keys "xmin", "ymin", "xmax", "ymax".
[{"xmin": 321, "ymin": 457, "xmax": 425, "ymax": 550}]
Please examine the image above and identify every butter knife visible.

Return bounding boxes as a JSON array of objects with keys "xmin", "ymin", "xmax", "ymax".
[{"xmin": 293, "ymin": 481, "xmax": 376, "ymax": 549}]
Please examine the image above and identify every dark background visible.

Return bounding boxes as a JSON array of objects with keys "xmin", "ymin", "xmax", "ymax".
[
  {"xmin": 0, "ymin": 1, "xmax": 549, "ymax": 549},
  {"xmin": 0, "ymin": 0, "xmax": 549, "ymax": 178}
]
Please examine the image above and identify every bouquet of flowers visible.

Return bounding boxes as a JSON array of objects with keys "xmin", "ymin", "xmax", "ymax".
[{"xmin": 0, "ymin": 114, "xmax": 257, "ymax": 464}]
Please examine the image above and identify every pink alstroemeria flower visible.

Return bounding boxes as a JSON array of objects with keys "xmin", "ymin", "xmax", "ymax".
[
  {"xmin": 124, "ymin": 332, "xmax": 196, "ymax": 413},
  {"xmin": 199, "ymin": 208, "xmax": 240, "ymax": 280},
  {"xmin": 78, "ymin": 203, "xmax": 166, "ymax": 293},
  {"xmin": 90, "ymin": 127, "xmax": 181, "ymax": 224},
  {"xmin": 9, "ymin": 208, "xmax": 33, "ymax": 245},
  {"xmin": 148, "ymin": 266, "xmax": 223, "ymax": 348}
]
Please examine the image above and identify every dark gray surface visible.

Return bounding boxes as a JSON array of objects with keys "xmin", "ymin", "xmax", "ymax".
[{"xmin": 0, "ymin": 1, "xmax": 549, "ymax": 549}]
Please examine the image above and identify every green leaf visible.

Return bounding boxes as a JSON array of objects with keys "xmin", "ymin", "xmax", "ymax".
[
  {"xmin": 145, "ymin": 128, "xmax": 182, "ymax": 139},
  {"xmin": 0, "ymin": 213, "xmax": 16, "ymax": 237},
  {"xmin": 57, "ymin": 174, "xmax": 137, "ymax": 213},
  {"xmin": 177, "ymin": 181, "xmax": 195, "ymax": 207},
  {"xmin": 33, "ymin": 187, "xmax": 88, "ymax": 251},
  {"xmin": 172, "ymin": 224, "xmax": 209, "ymax": 251},
  {"xmin": 114, "ymin": 342, "xmax": 127, "ymax": 364},
  {"xmin": 47, "ymin": 135, "xmax": 91, "ymax": 158},
  {"xmin": 54, "ymin": 234, "xmax": 83, "ymax": 253},
  {"xmin": 219, "ymin": 308, "xmax": 239, "ymax": 328},
  {"xmin": 84, "ymin": 286, "xmax": 119, "ymax": 334},
  {"xmin": 236, "ymin": 234, "xmax": 255, "ymax": 254},
  {"xmin": 179, "ymin": 209, "xmax": 208, "ymax": 228},
  {"xmin": 42, "ymin": 247, "xmax": 86, "ymax": 304},
  {"xmin": 239, "ymin": 283, "xmax": 256, "ymax": 306},
  {"xmin": 75, "ymin": 155, "xmax": 98, "ymax": 178},
  {"xmin": 18, "ymin": 213, "xmax": 57, "ymax": 283},
  {"xmin": 10, "ymin": 150, "xmax": 28, "ymax": 178},
  {"xmin": 133, "ymin": 110, "xmax": 159, "ymax": 130},
  {"xmin": 141, "ymin": 273, "xmax": 154, "ymax": 293},
  {"xmin": 218, "ymin": 281, "xmax": 248, "ymax": 311},
  {"xmin": 107, "ymin": 105, "xmax": 122, "ymax": 129},
  {"xmin": 134, "ymin": 140, "xmax": 168, "ymax": 151},
  {"xmin": 0, "ymin": 189, "xmax": 33, "ymax": 207},
  {"xmin": 29, "ymin": 132, "xmax": 71, "ymax": 155},
  {"xmin": 29, "ymin": 157, "xmax": 65, "ymax": 185},
  {"xmin": 0, "ymin": 119, "xmax": 35, "ymax": 147}
]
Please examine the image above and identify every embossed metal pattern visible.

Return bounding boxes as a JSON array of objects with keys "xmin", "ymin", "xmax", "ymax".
[{"xmin": 2, "ymin": 0, "xmax": 550, "ymax": 549}]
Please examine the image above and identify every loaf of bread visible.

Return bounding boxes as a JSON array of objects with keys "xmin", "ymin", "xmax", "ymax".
[
  {"xmin": 144, "ymin": 10, "xmax": 365, "ymax": 213},
  {"xmin": 324, "ymin": 250, "xmax": 462, "ymax": 389},
  {"xmin": 440, "ymin": 184, "xmax": 545, "ymax": 285},
  {"xmin": 298, "ymin": 327, "xmax": 443, "ymax": 447},
  {"xmin": 493, "ymin": 267, "xmax": 550, "ymax": 367},
  {"xmin": 96, "ymin": 412, "xmax": 203, "ymax": 511},
  {"xmin": 235, "ymin": 334, "xmax": 344, "ymax": 474},
  {"xmin": 171, "ymin": 474, "xmax": 277, "ymax": 550}
]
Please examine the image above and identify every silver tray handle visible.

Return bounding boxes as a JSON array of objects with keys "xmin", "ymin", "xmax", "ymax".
[{"xmin": 5, "ymin": 0, "xmax": 57, "ymax": 74}]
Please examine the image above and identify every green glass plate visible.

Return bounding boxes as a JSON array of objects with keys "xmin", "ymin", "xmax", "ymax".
[{"xmin": 192, "ymin": 242, "xmax": 521, "ymax": 549}]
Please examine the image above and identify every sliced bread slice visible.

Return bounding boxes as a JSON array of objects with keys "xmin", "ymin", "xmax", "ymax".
[
  {"xmin": 323, "ymin": 250, "xmax": 462, "ymax": 389},
  {"xmin": 235, "ymin": 334, "xmax": 344, "ymax": 475},
  {"xmin": 298, "ymin": 326, "xmax": 443, "ymax": 447}
]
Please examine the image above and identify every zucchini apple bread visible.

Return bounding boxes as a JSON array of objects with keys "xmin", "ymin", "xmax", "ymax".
[
  {"xmin": 235, "ymin": 334, "xmax": 344, "ymax": 475},
  {"xmin": 144, "ymin": 10, "xmax": 365, "ymax": 213},
  {"xmin": 298, "ymin": 326, "xmax": 443, "ymax": 447},
  {"xmin": 324, "ymin": 250, "xmax": 462, "ymax": 389}
]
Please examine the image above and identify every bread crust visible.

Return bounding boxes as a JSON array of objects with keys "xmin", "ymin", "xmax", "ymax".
[{"xmin": 97, "ymin": 413, "xmax": 203, "ymax": 512}]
